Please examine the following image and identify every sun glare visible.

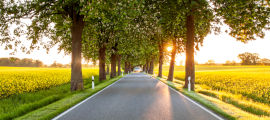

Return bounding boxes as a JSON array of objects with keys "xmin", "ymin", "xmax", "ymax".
[{"xmin": 167, "ymin": 47, "xmax": 172, "ymax": 51}]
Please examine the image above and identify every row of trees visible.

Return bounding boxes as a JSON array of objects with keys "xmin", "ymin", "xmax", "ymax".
[
  {"xmin": 207, "ymin": 52, "xmax": 270, "ymax": 66},
  {"xmin": 0, "ymin": 57, "xmax": 72, "ymax": 68},
  {"xmin": 1, "ymin": 0, "xmax": 270, "ymax": 91},
  {"xmin": 238, "ymin": 52, "xmax": 270, "ymax": 65},
  {"xmin": 0, "ymin": 57, "xmax": 44, "ymax": 67}
]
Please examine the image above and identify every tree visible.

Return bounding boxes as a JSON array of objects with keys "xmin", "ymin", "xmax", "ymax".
[
  {"xmin": 2, "ymin": 0, "xmax": 269, "ymax": 92},
  {"xmin": 118, "ymin": 55, "xmax": 122, "ymax": 76},
  {"xmin": 158, "ymin": 0, "xmax": 270, "ymax": 90},
  {"xmin": 167, "ymin": 39, "xmax": 177, "ymax": 81},
  {"xmin": 251, "ymin": 53, "xmax": 260, "ymax": 65},
  {"xmin": 35, "ymin": 60, "xmax": 43, "ymax": 67},
  {"xmin": 157, "ymin": 38, "xmax": 165, "ymax": 77},
  {"xmin": 205, "ymin": 59, "xmax": 215, "ymax": 65},
  {"xmin": 224, "ymin": 60, "xmax": 237, "ymax": 66},
  {"xmin": 238, "ymin": 52, "xmax": 260, "ymax": 65},
  {"xmin": 231, "ymin": 60, "xmax": 237, "ymax": 66},
  {"xmin": 50, "ymin": 61, "xmax": 58, "ymax": 68},
  {"xmin": 0, "ymin": 57, "xmax": 44, "ymax": 67},
  {"xmin": 260, "ymin": 58, "xmax": 270, "ymax": 65},
  {"xmin": 0, "ymin": 0, "xmax": 96, "ymax": 91},
  {"xmin": 224, "ymin": 60, "xmax": 231, "ymax": 66},
  {"xmin": 157, "ymin": 0, "xmax": 214, "ymax": 90}
]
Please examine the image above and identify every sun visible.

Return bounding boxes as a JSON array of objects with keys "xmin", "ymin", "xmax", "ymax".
[{"xmin": 167, "ymin": 47, "xmax": 172, "ymax": 51}]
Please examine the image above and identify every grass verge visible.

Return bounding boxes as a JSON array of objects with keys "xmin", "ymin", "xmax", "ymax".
[
  {"xmin": 0, "ymin": 75, "xmax": 123, "ymax": 120},
  {"xmin": 171, "ymin": 78, "xmax": 270, "ymax": 118},
  {"xmin": 154, "ymin": 76, "xmax": 270, "ymax": 120}
]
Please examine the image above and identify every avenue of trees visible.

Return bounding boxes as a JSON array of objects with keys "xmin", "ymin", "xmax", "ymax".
[{"xmin": 1, "ymin": 0, "xmax": 270, "ymax": 91}]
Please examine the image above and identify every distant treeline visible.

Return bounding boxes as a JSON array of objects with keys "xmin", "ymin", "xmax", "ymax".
[
  {"xmin": 236, "ymin": 52, "xmax": 270, "ymax": 65},
  {"xmin": 203, "ymin": 52, "xmax": 270, "ymax": 66},
  {"xmin": 0, "ymin": 57, "xmax": 96, "ymax": 68},
  {"xmin": 0, "ymin": 57, "xmax": 44, "ymax": 67}
]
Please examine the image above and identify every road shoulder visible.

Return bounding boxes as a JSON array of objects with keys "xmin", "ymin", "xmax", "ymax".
[
  {"xmin": 15, "ymin": 75, "xmax": 125, "ymax": 120},
  {"xmin": 155, "ymin": 76, "xmax": 270, "ymax": 120}
]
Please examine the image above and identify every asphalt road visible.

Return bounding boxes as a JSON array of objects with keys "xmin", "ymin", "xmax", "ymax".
[{"xmin": 53, "ymin": 73, "xmax": 224, "ymax": 120}]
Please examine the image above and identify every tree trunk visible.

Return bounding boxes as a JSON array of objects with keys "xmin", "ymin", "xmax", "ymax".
[
  {"xmin": 128, "ymin": 62, "xmax": 132, "ymax": 72},
  {"xmin": 184, "ymin": 9, "xmax": 195, "ymax": 90},
  {"xmin": 99, "ymin": 46, "xmax": 106, "ymax": 81},
  {"xmin": 118, "ymin": 55, "xmax": 121, "ymax": 76},
  {"xmin": 70, "ymin": 10, "xmax": 85, "ymax": 92},
  {"xmin": 106, "ymin": 64, "xmax": 110, "ymax": 75},
  {"xmin": 110, "ymin": 53, "xmax": 117, "ymax": 78},
  {"xmin": 143, "ymin": 64, "xmax": 146, "ymax": 71},
  {"xmin": 149, "ymin": 57, "xmax": 155, "ymax": 74},
  {"xmin": 124, "ymin": 62, "xmax": 128, "ymax": 73},
  {"xmin": 146, "ymin": 59, "xmax": 149, "ymax": 73},
  {"xmin": 158, "ymin": 42, "xmax": 164, "ymax": 78},
  {"xmin": 167, "ymin": 39, "xmax": 177, "ymax": 81}
]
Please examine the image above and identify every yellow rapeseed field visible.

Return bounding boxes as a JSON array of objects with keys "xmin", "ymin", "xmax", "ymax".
[
  {"xmin": 157, "ymin": 66, "xmax": 270, "ymax": 104},
  {"xmin": 0, "ymin": 67, "xmax": 98, "ymax": 99}
]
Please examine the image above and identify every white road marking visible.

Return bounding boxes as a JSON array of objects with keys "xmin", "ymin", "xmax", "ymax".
[
  {"xmin": 153, "ymin": 76, "xmax": 224, "ymax": 120},
  {"xmin": 52, "ymin": 75, "xmax": 127, "ymax": 120},
  {"xmin": 53, "ymin": 74, "xmax": 224, "ymax": 120}
]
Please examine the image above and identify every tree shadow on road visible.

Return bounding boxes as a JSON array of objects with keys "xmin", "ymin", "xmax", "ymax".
[{"xmin": 158, "ymin": 77, "xmax": 235, "ymax": 120}]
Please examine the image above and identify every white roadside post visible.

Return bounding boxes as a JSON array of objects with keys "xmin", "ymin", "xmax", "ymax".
[
  {"xmin": 92, "ymin": 76, "xmax": 95, "ymax": 89},
  {"xmin": 128, "ymin": 71, "xmax": 129, "ymax": 74},
  {"xmin": 188, "ymin": 76, "xmax": 191, "ymax": 91}
]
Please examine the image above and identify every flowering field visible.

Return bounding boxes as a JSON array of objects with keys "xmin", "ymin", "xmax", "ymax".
[
  {"xmin": 156, "ymin": 66, "xmax": 270, "ymax": 104},
  {"xmin": 0, "ymin": 67, "xmax": 99, "ymax": 99}
]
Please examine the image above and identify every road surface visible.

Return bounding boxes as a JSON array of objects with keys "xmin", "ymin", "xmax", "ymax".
[{"xmin": 53, "ymin": 73, "xmax": 224, "ymax": 120}]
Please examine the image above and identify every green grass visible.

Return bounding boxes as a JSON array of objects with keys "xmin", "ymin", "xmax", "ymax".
[
  {"xmin": 0, "ymin": 72, "xmax": 121, "ymax": 120},
  {"xmin": 155, "ymin": 77, "xmax": 270, "ymax": 120},
  {"xmin": 154, "ymin": 65, "xmax": 270, "ymax": 119},
  {"xmin": 197, "ymin": 89, "xmax": 270, "ymax": 117},
  {"xmin": 15, "ymin": 75, "xmax": 124, "ymax": 120},
  {"xmin": 155, "ymin": 77, "xmax": 235, "ymax": 120}
]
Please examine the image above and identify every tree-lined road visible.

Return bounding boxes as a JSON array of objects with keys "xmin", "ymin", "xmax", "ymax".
[{"xmin": 53, "ymin": 73, "xmax": 223, "ymax": 120}]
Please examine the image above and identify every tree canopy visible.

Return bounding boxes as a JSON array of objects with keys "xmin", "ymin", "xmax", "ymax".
[{"xmin": 1, "ymin": 0, "xmax": 270, "ymax": 91}]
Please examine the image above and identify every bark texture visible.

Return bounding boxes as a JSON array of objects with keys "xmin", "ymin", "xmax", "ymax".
[
  {"xmin": 149, "ymin": 57, "xmax": 155, "ymax": 74},
  {"xmin": 124, "ymin": 62, "xmax": 128, "ymax": 73},
  {"xmin": 99, "ymin": 46, "xmax": 106, "ymax": 81},
  {"xmin": 184, "ymin": 9, "xmax": 195, "ymax": 90},
  {"xmin": 118, "ymin": 55, "xmax": 121, "ymax": 76},
  {"xmin": 146, "ymin": 59, "xmax": 149, "ymax": 73},
  {"xmin": 128, "ymin": 62, "xmax": 132, "ymax": 72},
  {"xmin": 106, "ymin": 65, "xmax": 110, "ymax": 75},
  {"xmin": 143, "ymin": 65, "xmax": 146, "ymax": 71},
  {"xmin": 110, "ymin": 53, "xmax": 117, "ymax": 78},
  {"xmin": 167, "ymin": 40, "xmax": 177, "ymax": 81},
  {"xmin": 110, "ymin": 43, "xmax": 118, "ymax": 78},
  {"xmin": 158, "ymin": 42, "xmax": 164, "ymax": 77},
  {"xmin": 70, "ymin": 7, "xmax": 85, "ymax": 91}
]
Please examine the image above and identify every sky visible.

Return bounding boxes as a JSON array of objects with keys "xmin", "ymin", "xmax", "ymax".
[
  {"xmin": 174, "ymin": 31, "xmax": 270, "ymax": 65},
  {"xmin": 1, "ymin": 25, "xmax": 270, "ymax": 65}
]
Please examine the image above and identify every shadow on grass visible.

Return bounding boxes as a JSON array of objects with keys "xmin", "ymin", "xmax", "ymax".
[
  {"xmin": 14, "ymin": 75, "xmax": 124, "ymax": 120},
  {"xmin": 197, "ymin": 90, "xmax": 270, "ymax": 117},
  {"xmin": 157, "ymin": 77, "xmax": 236, "ymax": 120}
]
